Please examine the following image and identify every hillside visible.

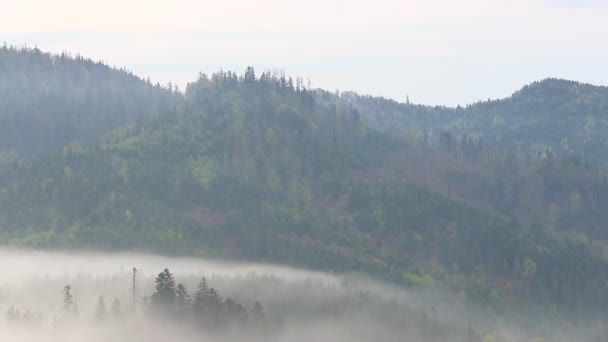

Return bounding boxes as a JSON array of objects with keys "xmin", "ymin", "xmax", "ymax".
[
  {"xmin": 0, "ymin": 65, "xmax": 607, "ymax": 323},
  {"xmin": 456, "ymin": 79, "xmax": 608, "ymax": 158},
  {"xmin": 0, "ymin": 45, "xmax": 178, "ymax": 158},
  {"xmin": 341, "ymin": 78, "xmax": 608, "ymax": 161},
  {"xmin": 374, "ymin": 137, "xmax": 608, "ymax": 240}
]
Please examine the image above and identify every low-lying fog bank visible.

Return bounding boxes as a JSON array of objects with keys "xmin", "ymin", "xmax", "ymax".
[{"xmin": 0, "ymin": 248, "xmax": 601, "ymax": 341}]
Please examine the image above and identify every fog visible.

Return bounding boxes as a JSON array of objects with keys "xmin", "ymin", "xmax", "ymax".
[{"xmin": 0, "ymin": 248, "xmax": 600, "ymax": 341}]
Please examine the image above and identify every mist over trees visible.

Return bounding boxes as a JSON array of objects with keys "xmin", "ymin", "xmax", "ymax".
[
  {"xmin": 0, "ymin": 250, "xmax": 606, "ymax": 342},
  {"xmin": 2, "ymin": 264, "xmax": 283, "ymax": 341},
  {"xmin": 4, "ymin": 251, "xmax": 592, "ymax": 342}
]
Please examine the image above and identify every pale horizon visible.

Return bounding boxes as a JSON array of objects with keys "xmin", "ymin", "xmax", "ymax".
[{"xmin": 3, "ymin": 0, "xmax": 608, "ymax": 106}]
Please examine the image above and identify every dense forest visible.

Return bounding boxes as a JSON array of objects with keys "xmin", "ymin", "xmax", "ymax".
[
  {"xmin": 2, "ymin": 47, "xmax": 608, "ymax": 336},
  {"xmin": 0, "ymin": 44, "xmax": 178, "ymax": 157},
  {"xmin": 342, "ymin": 79, "xmax": 608, "ymax": 160},
  {"xmin": 426, "ymin": 131, "xmax": 608, "ymax": 240}
]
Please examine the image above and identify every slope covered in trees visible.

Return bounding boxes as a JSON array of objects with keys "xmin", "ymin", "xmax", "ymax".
[
  {"xmin": 0, "ymin": 45, "xmax": 178, "ymax": 158},
  {"xmin": 342, "ymin": 78, "xmax": 608, "ymax": 161},
  {"xmin": 1, "ymin": 64, "xmax": 608, "ymax": 324},
  {"xmin": 454, "ymin": 79, "xmax": 608, "ymax": 159}
]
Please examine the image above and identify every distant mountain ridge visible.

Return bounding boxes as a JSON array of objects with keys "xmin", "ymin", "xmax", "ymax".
[
  {"xmin": 341, "ymin": 78, "xmax": 608, "ymax": 160},
  {"xmin": 459, "ymin": 78, "xmax": 608, "ymax": 155}
]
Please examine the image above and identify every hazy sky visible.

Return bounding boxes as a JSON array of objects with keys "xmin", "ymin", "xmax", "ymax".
[{"xmin": 2, "ymin": 0, "xmax": 607, "ymax": 105}]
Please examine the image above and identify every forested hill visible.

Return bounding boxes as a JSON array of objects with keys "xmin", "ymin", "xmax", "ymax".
[
  {"xmin": 0, "ymin": 45, "xmax": 178, "ymax": 158},
  {"xmin": 1, "ymin": 66, "xmax": 608, "ymax": 322},
  {"xmin": 341, "ymin": 78, "xmax": 608, "ymax": 160},
  {"xmin": 456, "ymin": 79, "xmax": 608, "ymax": 158}
]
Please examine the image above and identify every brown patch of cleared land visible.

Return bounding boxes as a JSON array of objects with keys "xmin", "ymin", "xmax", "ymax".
[{"xmin": 349, "ymin": 144, "xmax": 482, "ymax": 197}]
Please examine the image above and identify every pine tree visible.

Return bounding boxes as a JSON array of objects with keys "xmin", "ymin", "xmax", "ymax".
[
  {"xmin": 224, "ymin": 298, "xmax": 247, "ymax": 325},
  {"xmin": 244, "ymin": 66, "xmax": 256, "ymax": 84},
  {"xmin": 176, "ymin": 283, "xmax": 191, "ymax": 318},
  {"xmin": 151, "ymin": 268, "xmax": 177, "ymax": 313},
  {"xmin": 193, "ymin": 277, "xmax": 209, "ymax": 315},
  {"xmin": 62, "ymin": 285, "xmax": 74, "ymax": 314},
  {"xmin": 192, "ymin": 278, "xmax": 225, "ymax": 327},
  {"xmin": 206, "ymin": 287, "xmax": 223, "ymax": 324}
]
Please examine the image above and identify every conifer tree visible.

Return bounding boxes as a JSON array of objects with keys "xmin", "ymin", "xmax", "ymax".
[
  {"xmin": 176, "ymin": 283, "xmax": 191, "ymax": 318},
  {"xmin": 151, "ymin": 268, "xmax": 177, "ymax": 312},
  {"xmin": 193, "ymin": 277, "xmax": 209, "ymax": 314},
  {"xmin": 62, "ymin": 285, "xmax": 74, "ymax": 314},
  {"xmin": 206, "ymin": 287, "xmax": 223, "ymax": 324},
  {"xmin": 224, "ymin": 298, "xmax": 247, "ymax": 325}
]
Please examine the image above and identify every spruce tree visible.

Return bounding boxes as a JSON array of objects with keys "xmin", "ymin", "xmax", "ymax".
[
  {"xmin": 206, "ymin": 287, "xmax": 223, "ymax": 325},
  {"xmin": 176, "ymin": 283, "xmax": 191, "ymax": 318},
  {"xmin": 151, "ymin": 268, "xmax": 177, "ymax": 313},
  {"xmin": 224, "ymin": 298, "xmax": 247, "ymax": 325},
  {"xmin": 62, "ymin": 285, "xmax": 73, "ymax": 314},
  {"xmin": 193, "ymin": 277, "xmax": 209, "ymax": 315}
]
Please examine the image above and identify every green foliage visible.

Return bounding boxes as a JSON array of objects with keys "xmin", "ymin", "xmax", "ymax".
[
  {"xmin": 0, "ymin": 45, "xmax": 178, "ymax": 156},
  {"xmin": 151, "ymin": 268, "xmax": 177, "ymax": 311},
  {"xmin": 62, "ymin": 285, "xmax": 73, "ymax": 314},
  {"xmin": 347, "ymin": 78, "xmax": 608, "ymax": 161},
  {"xmin": 146, "ymin": 268, "xmax": 273, "ymax": 332}
]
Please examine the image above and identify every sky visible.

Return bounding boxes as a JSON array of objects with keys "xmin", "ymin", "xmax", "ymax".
[{"xmin": 2, "ymin": 0, "xmax": 608, "ymax": 106}]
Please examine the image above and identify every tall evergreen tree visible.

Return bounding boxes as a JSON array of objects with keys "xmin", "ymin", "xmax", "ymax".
[
  {"xmin": 224, "ymin": 298, "xmax": 247, "ymax": 325},
  {"xmin": 193, "ymin": 277, "xmax": 209, "ymax": 315},
  {"xmin": 151, "ymin": 268, "xmax": 177, "ymax": 312},
  {"xmin": 206, "ymin": 287, "xmax": 223, "ymax": 324},
  {"xmin": 176, "ymin": 283, "xmax": 191, "ymax": 318},
  {"xmin": 62, "ymin": 285, "xmax": 74, "ymax": 314}
]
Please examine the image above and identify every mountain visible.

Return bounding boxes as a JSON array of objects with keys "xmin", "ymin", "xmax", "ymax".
[
  {"xmin": 342, "ymin": 78, "xmax": 608, "ymax": 160},
  {"xmin": 455, "ymin": 79, "xmax": 608, "ymax": 158},
  {"xmin": 0, "ymin": 45, "xmax": 178, "ymax": 158},
  {"xmin": 0, "ymin": 59, "xmax": 607, "ymax": 323}
]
